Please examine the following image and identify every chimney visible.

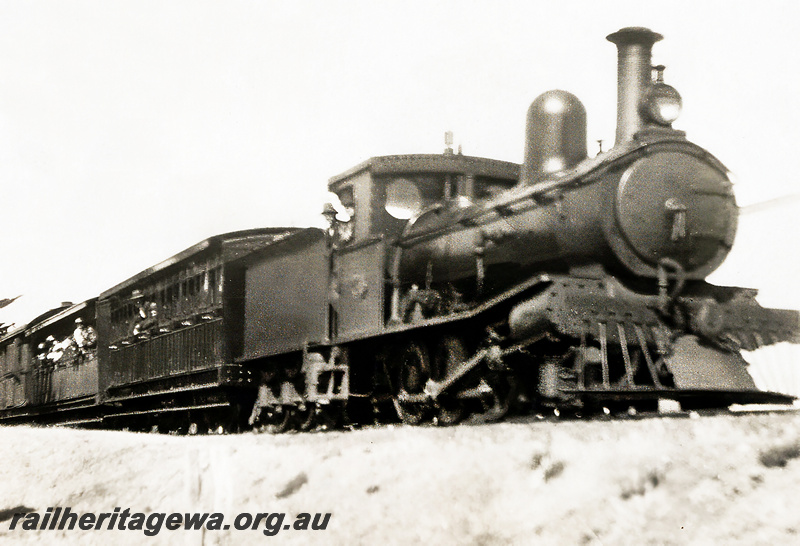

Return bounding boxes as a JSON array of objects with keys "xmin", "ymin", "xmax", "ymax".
[{"xmin": 606, "ymin": 27, "xmax": 663, "ymax": 145}]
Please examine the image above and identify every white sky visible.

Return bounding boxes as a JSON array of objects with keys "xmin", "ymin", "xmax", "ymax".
[{"xmin": 1, "ymin": 0, "xmax": 799, "ymax": 327}]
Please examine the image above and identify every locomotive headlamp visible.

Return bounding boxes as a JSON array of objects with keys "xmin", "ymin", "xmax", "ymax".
[
  {"xmin": 640, "ymin": 64, "xmax": 682, "ymax": 126},
  {"xmin": 641, "ymin": 64, "xmax": 682, "ymax": 128},
  {"xmin": 642, "ymin": 83, "xmax": 682, "ymax": 125}
]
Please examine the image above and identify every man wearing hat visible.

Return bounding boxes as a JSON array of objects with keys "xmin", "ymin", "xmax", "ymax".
[{"xmin": 73, "ymin": 317, "xmax": 97, "ymax": 357}]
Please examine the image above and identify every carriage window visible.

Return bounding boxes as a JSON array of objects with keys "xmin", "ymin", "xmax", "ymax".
[
  {"xmin": 208, "ymin": 269, "xmax": 216, "ymax": 292},
  {"xmin": 385, "ymin": 178, "xmax": 422, "ymax": 219}
]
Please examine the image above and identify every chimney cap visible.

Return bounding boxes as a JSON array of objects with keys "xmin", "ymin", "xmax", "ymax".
[{"xmin": 606, "ymin": 27, "xmax": 663, "ymax": 47}]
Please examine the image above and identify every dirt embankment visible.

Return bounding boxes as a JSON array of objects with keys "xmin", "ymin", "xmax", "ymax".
[{"xmin": 1, "ymin": 412, "xmax": 800, "ymax": 545}]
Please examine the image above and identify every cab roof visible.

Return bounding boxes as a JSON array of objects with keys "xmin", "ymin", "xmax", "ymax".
[{"xmin": 328, "ymin": 153, "xmax": 519, "ymax": 192}]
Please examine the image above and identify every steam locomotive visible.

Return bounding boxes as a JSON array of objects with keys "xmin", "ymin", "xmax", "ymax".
[{"xmin": 1, "ymin": 27, "xmax": 798, "ymax": 432}]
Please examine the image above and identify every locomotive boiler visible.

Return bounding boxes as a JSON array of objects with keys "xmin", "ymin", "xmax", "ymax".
[
  {"xmin": 394, "ymin": 28, "xmax": 734, "ymax": 298},
  {"xmin": 1, "ymin": 27, "xmax": 798, "ymax": 433}
]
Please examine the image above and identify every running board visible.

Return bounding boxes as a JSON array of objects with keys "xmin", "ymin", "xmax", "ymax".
[
  {"xmin": 563, "ymin": 387, "xmax": 794, "ymax": 406},
  {"xmin": 103, "ymin": 401, "xmax": 231, "ymax": 420}
]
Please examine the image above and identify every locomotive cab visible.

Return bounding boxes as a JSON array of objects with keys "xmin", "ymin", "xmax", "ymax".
[{"xmin": 327, "ymin": 154, "xmax": 519, "ymax": 246}]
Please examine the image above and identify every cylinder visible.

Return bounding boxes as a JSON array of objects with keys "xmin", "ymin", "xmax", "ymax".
[
  {"xmin": 606, "ymin": 27, "xmax": 663, "ymax": 145},
  {"xmin": 520, "ymin": 90, "xmax": 587, "ymax": 185}
]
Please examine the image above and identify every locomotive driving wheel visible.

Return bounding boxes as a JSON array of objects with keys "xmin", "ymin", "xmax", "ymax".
[
  {"xmin": 391, "ymin": 340, "xmax": 432, "ymax": 425},
  {"xmin": 432, "ymin": 336, "xmax": 467, "ymax": 426}
]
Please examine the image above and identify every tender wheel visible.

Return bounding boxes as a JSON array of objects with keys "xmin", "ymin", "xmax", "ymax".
[
  {"xmin": 294, "ymin": 406, "xmax": 317, "ymax": 432},
  {"xmin": 319, "ymin": 403, "xmax": 346, "ymax": 430},
  {"xmin": 260, "ymin": 406, "xmax": 291, "ymax": 434},
  {"xmin": 391, "ymin": 340, "xmax": 432, "ymax": 425}
]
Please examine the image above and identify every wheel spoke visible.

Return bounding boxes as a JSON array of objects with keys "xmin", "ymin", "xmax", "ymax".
[
  {"xmin": 260, "ymin": 406, "xmax": 291, "ymax": 434},
  {"xmin": 432, "ymin": 336, "xmax": 469, "ymax": 426},
  {"xmin": 434, "ymin": 397, "xmax": 464, "ymax": 426},
  {"xmin": 391, "ymin": 340, "xmax": 432, "ymax": 425},
  {"xmin": 466, "ymin": 377, "xmax": 511, "ymax": 424},
  {"xmin": 294, "ymin": 406, "xmax": 316, "ymax": 432},
  {"xmin": 316, "ymin": 404, "xmax": 343, "ymax": 430}
]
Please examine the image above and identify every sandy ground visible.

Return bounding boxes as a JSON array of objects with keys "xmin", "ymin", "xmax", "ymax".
[{"xmin": 1, "ymin": 411, "xmax": 800, "ymax": 545}]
